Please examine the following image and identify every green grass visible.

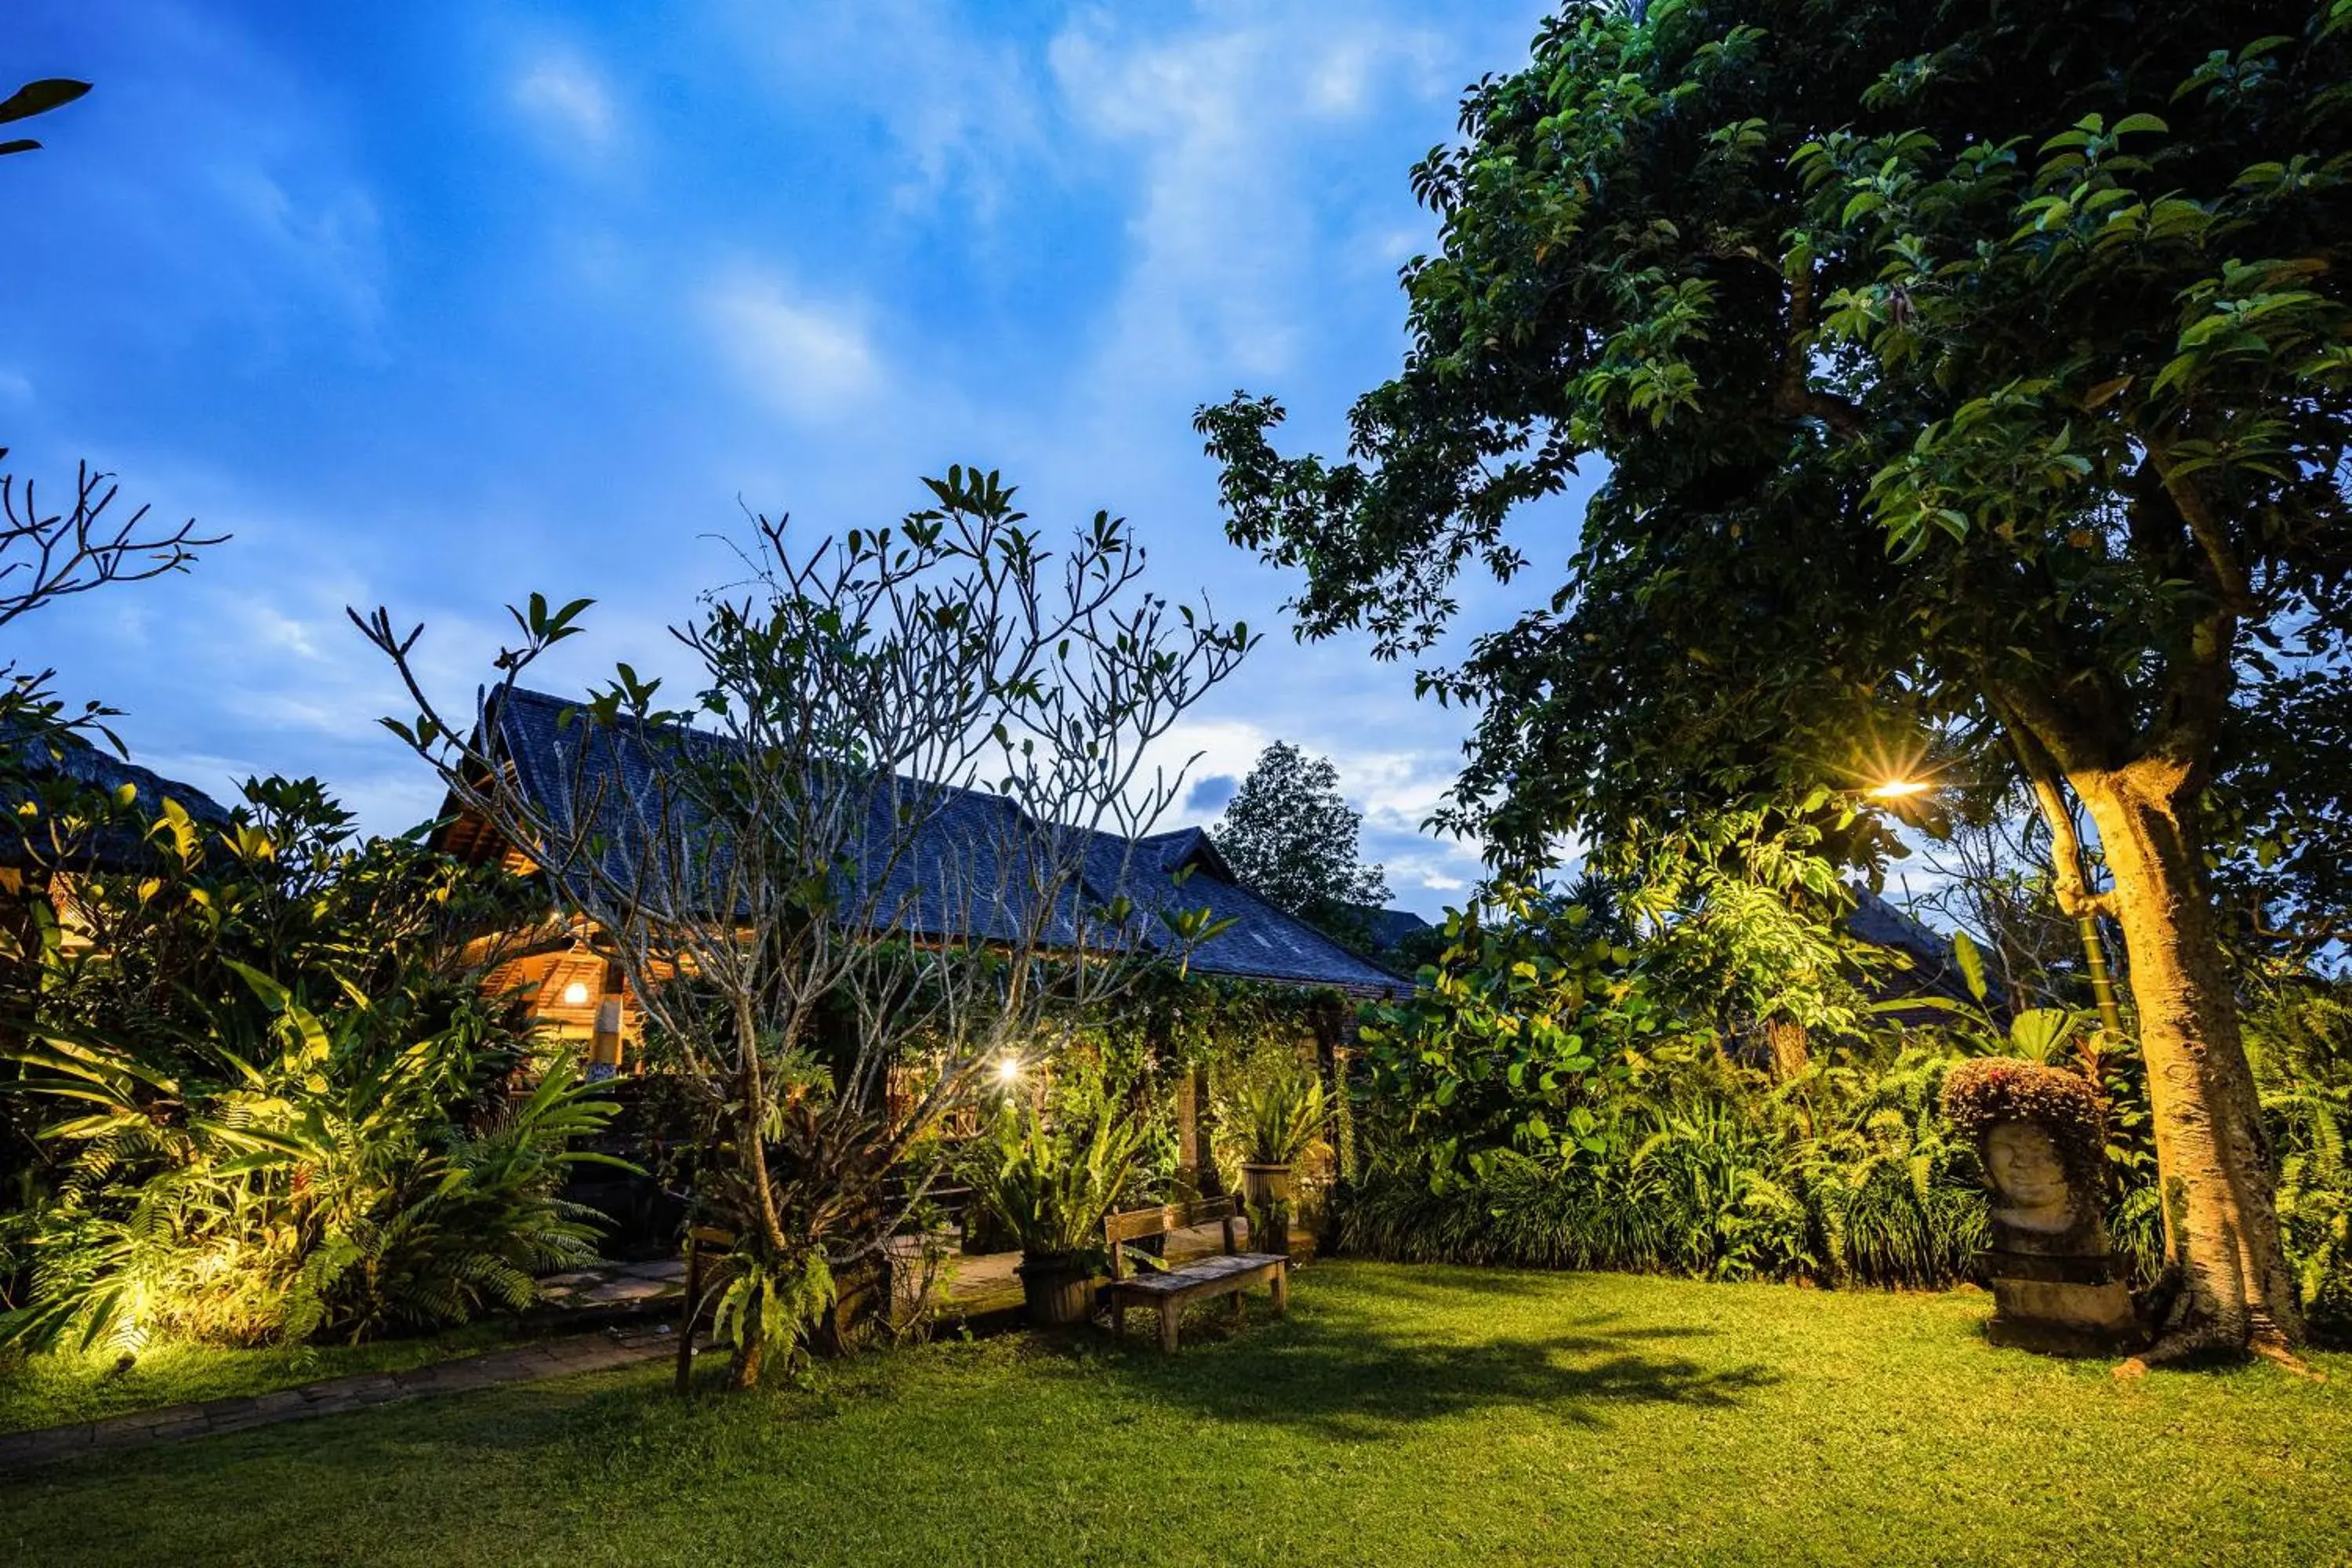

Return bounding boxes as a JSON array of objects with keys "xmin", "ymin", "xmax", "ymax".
[
  {"xmin": 0, "ymin": 1323, "xmax": 519, "ymax": 1435},
  {"xmin": 4, "ymin": 1261, "xmax": 2348, "ymax": 1566}
]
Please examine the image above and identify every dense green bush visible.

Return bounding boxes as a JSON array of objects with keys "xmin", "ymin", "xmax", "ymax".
[
  {"xmin": 1341, "ymin": 1006, "xmax": 2351, "ymax": 1327},
  {"xmin": 1341, "ymin": 1044, "xmax": 1987, "ymax": 1290},
  {"xmin": 2, "ymin": 775, "xmax": 620, "ymax": 1352},
  {"xmin": 1336, "ymin": 866, "xmax": 2352, "ymax": 1330},
  {"xmin": 2249, "ymin": 980, "xmax": 2352, "ymax": 1328}
]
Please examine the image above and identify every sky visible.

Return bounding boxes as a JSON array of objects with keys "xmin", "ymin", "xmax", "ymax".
[{"xmin": 4, "ymin": 0, "xmax": 1577, "ymax": 919}]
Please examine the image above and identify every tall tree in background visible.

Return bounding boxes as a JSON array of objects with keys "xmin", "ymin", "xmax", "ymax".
[
  {"xmin": 1202, "ymin": 1, "xmax": 2350, "ymax": 1364},
  {"xmin": 1213, "ymin": 742, "xmax": 1390, "ymax": 940}
]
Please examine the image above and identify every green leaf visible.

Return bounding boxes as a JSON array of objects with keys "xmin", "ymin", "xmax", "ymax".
[
  {"xmin": 1951, "ymin": 930, "xmax": 1987, "ymax": 1005},
  {"xmin": 0, "ymin": 79, "xmax": 90, "ymax": 126}
]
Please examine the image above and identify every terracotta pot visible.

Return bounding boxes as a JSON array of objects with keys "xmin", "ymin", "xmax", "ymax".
[{"xmin": 1015, "ymin": 1250, "xmax": 1094, "ymax": 1327}]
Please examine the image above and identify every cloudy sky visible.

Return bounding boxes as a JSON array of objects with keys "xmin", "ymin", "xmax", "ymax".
[{"xmin": 5, "ymin": 1, "xmax": 1576, "ymax": 917}]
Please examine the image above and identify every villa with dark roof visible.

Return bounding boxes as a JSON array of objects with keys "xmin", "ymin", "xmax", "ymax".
[
  {"xmin": 2, "ymin": 722, "xmax": 236, "ymax": 964},
  {"xmin": 431, "ymin": 688, "xmax": 1407, "ymax": 1072}
]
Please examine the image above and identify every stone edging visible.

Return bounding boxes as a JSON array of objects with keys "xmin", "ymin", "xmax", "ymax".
[{"xmin": 0, "ymin": 1326, "xmax": 677, "ymax": 1476}]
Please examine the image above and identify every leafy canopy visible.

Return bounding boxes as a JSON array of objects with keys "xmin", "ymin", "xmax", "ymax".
[{"xmin": 1201, "ymin": 0, "xmax": 2352, "ymax": 935}]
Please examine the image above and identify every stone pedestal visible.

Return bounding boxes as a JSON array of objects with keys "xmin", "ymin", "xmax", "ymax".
[{"xmin": 1984, "ymin": 1252, "xmax": 2141, "ymax": 1354}]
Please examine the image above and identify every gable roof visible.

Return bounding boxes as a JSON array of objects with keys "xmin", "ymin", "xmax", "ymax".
[
  {"xmin": 1848, "ymin": 885, "xmax": 2003, "ymax": 1012},
  {"xmin": 2, "ymin": 721, "xmax": 234, "ymax": 873},
  {"xmin": 451, "ymin": 688, "xmax": 1408, "ymax": 996},
  {"xmin": 1346, "ymin": 904, "xmax": 1434, "ymax": 951}
]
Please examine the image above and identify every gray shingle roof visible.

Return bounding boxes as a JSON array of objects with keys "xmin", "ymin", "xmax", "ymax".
[
  {"xmin": 476, "ymin": 688, "xmax": 1408, "ymax": 996},
  {"xmin": 2, "ymin": 721, "xmax": 234, "ymax": 873},
  {"xmin": 1848, "ymin": 885, "xmax": 2002, "ymax": 1011}
]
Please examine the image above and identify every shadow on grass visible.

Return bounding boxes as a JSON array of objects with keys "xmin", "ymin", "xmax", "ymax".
[{"xmin": 1094, "ymin": 1272, "xmax": 1772, "ymax": 1440}]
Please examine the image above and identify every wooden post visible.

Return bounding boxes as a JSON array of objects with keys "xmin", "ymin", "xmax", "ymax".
[
  {"xmin": 589, "ymin": 961, "xmax": 626, "ymax": 1078},
  {"xmin": 1766, "ymin": 1019, "xmax": 1809, "ymax": 1083},
  {"xmin": 1174, "ymin": 1069, "xmax": 1200, "ymax": 1196},
  {"xmin": 1189, "ymin": 1064, "xmax": 1220, "ymax": 1194}
]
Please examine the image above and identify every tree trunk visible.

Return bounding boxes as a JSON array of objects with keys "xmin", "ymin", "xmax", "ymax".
[
  {"xmin": 727, "ymin": 1286, "xmax": 765, "ymax": 1389},
  {"xmin": 2078, "ymin": 763, "xmax": 2303, "ymax": 1356}
]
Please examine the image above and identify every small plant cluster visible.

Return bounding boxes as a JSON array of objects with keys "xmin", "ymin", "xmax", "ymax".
[
  {"xmin": 1940, "ymin": 1057, "xmax": 2108, "ymax": 1182},
  {"xmin": 1217, "ymin": 1055, "xmax": 1330, "ymax": 1169},
  {"xmin": 968, "ymin": 1065, "xmax": 1149, "ymax": 1262}
]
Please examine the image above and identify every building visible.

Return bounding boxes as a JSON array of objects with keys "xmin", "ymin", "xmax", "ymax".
[
  {"xmin": 2, "ymin": 720, "xmax": 234, "ymax": 957},
  {"xmin": 430, "ymin": 688, "xmax": 1409, "ymax": 1072}
]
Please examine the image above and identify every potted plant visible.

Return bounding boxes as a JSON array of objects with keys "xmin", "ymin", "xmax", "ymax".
[
  {"xmin": 1220, "ymin": 1061, "xmax": 1330, "ymax": 1257},
  {"xmin": 975, "ymin": 1089, "xmax": 1143, "ymax": 1327}
]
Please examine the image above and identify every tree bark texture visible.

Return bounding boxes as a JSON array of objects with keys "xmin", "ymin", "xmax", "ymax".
[
  {"xmin": 727, "ymin": 1288, "xmax": 765, "ymax": 1390},
  {"xmin": 2078, "ymin": 763, "xmax": 2304, "ymax": 1354}
]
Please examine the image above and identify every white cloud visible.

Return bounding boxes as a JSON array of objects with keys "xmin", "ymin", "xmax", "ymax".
[
  {"xmin": 513, "ymin": 51, "xmax": 618, "ymax": 150},
  {"xmin": 699, "ymin": 268, "xmax": 884, "ymax": 422},
  {"xmin": 1047, "ymin": 5, "xmax": 1451, "ymax": 385},
  {"xmin": 208, "ymin": 165, "xmax": 386, "ymax": 339},
  {"xmin": 710, "ymin": 0, "xmax": 1044, "ymax": 218}
]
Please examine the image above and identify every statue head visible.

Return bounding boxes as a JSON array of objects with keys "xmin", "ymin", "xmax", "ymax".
[
  {"xmin": 1943, "ymin": 1057, "xmax": 2109, "ymax": 1245},
  {"xmin": 1984, "ymin": 1120, "xmax": 2074, "ymax": 1231}
]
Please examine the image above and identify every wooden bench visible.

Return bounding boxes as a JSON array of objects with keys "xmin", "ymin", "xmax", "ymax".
[{"xmin": 1102, "ymin": 1196, "xmax": 1287, "ymax": 1352}]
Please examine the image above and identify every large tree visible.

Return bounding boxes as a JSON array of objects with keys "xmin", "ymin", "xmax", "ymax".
[
  {"xmin": 1211, "ymin": 741, "xmax": 1390, "ymax": 936},
  {"xmin": 1200, "ymin": 0, "xmax": 2351, "ymax": 1363}
]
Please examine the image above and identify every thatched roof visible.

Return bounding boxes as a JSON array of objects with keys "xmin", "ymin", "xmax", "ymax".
[{"xmin": 445, "ymin": 688, "xmax": 1409, "ymax": 996}]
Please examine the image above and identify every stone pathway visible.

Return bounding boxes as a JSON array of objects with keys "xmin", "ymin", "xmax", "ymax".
[
  {"xmin": 537, "ymin": 1257, "xmax": 687, "ymax": 1312},
  {"xmin": 0, "ymin": 1325, "xmax": 678, "ymax": 1476}
]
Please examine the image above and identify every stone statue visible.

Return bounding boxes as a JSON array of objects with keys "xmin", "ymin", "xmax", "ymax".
[{"xmin": 1944, "ymin": 1058, "xmax": 2143, "ymax": 1355}]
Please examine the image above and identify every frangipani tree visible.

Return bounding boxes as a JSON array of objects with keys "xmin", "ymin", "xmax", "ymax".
[
  {"xmin": 1202, "ymin": 1, "xmax": 2350, "ymax": 1364},
  {"xmin": 355, "ymin": 468, "xmax": 1251, "ymax": 1383}
]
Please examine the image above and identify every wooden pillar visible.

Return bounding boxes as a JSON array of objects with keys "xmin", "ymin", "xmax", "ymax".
[
  {"xmin": 1310, "ymin": 997, "xmax": 1355, "ymax": 1186},
  {"xmin": 1766, "ymin": 1019, "xmax": 1809, "ymax": 1083},
  {"xmin": 1175, "ymin": 1068, "xmax": 1200, "ymax": 1196},
  {"xmin": 588, "ymin": 960, "xmax": 627, "ymax": 1078},
  {"xmin": 1189, "ymin": 1063, "xmax": 1221, "ymax": 1195}
]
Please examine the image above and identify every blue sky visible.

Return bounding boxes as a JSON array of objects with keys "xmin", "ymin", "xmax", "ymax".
[{"xmin": 6, "ymin": 1, "xmax": 1575, "ymax": 917}]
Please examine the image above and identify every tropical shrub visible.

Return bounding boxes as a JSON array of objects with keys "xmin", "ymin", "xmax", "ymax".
[
  {"xmin": 1356, "ymin": 882, "xmax": 1681, "ymax": 1180},
  {"xmin": 2, "ymin": 774, "xmax": 619, "ymax": 1352},
  {"xmin": 971, "ymin": 1069, "xmax": 1147, "ymax": 1259},
  {"xmin": 1342, "ymin": 1044, "xmax": 1987, "ymax": 1290},
  {"xmin": 1217, "ymin": 1056, "xmax": 1330, "ymax": 1168},
  {"xmin": 1797, "ymin": 1055, "xmax": 1987, "ymax": 1288},
  {"xmin": 2248, "ymin": 979, "xmax": 2352, "ymax": 1330}
]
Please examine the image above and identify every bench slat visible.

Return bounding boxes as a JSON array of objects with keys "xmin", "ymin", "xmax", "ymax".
[{"xmin": 1102, "ymin": 1253, "xmax": 1285, "ymax": 1298}]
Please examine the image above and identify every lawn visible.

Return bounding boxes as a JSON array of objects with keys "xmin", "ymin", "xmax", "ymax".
[{"xmin": 3, "ymin": 1261, "xmax": 2347, "ymax": 1567}]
